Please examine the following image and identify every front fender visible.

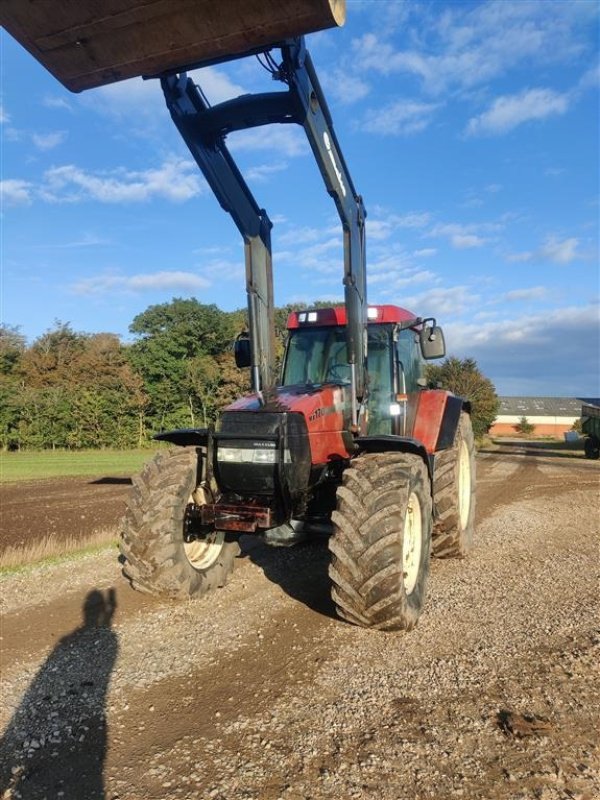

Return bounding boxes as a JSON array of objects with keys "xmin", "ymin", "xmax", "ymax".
[
  {"xmin": 154, "ymin": 428, "xmax": 209, "ymax": 447},
  {"xmin": 354, "ymin": 435, "xmax": 432, "ymax": 478}
]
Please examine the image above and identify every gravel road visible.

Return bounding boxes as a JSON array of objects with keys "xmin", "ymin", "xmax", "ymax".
[{"xmin": 1, "ymin": 447, "xmax": 598, "ymax": 800}]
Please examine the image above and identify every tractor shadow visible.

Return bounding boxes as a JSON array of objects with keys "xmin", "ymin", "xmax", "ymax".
[{"xmin": 240, "ymin": 535, "xmax": 338, "ymax": 621}]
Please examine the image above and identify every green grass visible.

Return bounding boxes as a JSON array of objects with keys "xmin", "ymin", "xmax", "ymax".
[{"xmin": 0, "ymin": 448, "xmax": 160, "ymax": 483}]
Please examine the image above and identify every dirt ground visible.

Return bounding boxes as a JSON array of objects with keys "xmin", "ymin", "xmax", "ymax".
[
  {"xmin": 0, "ymin": 477, "xmax": 131, "ymax": 553},
  {"xmin": 0, "ymin": 445, "xmax": 599, "ymax": 800}
]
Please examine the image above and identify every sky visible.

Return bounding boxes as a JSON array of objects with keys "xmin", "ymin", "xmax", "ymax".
[{"xmin": 1, "ymin": 0, "xmax": 599, "ymax": 396}]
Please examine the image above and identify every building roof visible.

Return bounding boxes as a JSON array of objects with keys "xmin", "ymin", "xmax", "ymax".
[{"xmin": 499, "ymin": 397, "xmax": 600, "ymax": 416}]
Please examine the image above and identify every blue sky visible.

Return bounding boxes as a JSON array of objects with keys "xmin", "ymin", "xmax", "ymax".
[{"xmin": 1, "ymin": 0, "xmax": 599, "ymax": 396}]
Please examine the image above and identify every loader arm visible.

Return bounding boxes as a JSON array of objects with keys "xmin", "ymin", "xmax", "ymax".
[{"xmin": 160, "ymin": 37, "xmax": 367, "ymax": 419}]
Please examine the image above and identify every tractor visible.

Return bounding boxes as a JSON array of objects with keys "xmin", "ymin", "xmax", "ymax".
[{"xmin": 2, "ymin": 0, "xmax": 476, "ymax": 630}]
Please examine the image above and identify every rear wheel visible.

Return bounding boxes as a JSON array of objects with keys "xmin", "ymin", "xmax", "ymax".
[
  {"xmin": 432, "ymin": 411, "xmax": 476, "ymax": 558},
  {"xmin": 584, "ymin": 436, "xmax": 600, "ymax": 460},
  {"xmin": 120, "ymin": 448, "xmax": 239, "ymax": 599},
  {"xmin": 328, "ymin": 452, "xmax": 432, "ymax": 632}
]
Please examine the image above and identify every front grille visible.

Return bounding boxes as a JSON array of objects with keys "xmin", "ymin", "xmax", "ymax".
[{"xmin": 215, "ymin": 411, "xmax": 310, "ymax": 498}]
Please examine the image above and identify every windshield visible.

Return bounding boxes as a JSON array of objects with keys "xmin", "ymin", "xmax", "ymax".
[{"xmin": 282, "ymin": 327, "xmax": 351, "ymax": 386}]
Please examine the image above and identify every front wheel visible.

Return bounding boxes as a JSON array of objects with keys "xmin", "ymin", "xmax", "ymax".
[
  {"xmin": 329, "ymin": 453, "xmax": 432, "ymax": 632},
  {"xmin": 120, "ymin": 448, "xmax": 239, "ymax": 599}
]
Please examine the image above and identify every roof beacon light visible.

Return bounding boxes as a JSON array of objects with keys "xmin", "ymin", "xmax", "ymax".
[
  {"xmin": 307, "ymin": 312, "xmax": 318, "ymax": 322},
  {"xmin": 367, "ymin": 307, "xmax": 379, "ymax": 319}
]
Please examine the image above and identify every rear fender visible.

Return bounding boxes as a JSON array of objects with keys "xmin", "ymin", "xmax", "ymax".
[{"xmin": 412, "ymin": 391, "xmax": 471, "ymax": 454}]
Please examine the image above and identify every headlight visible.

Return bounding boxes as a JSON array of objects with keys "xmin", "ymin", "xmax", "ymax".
[
  {"xmin": 217, "ymin": 446, "xmax": 291, "ymax": 464},
  {"xmin": 218, "ymin": 446, "xmax": 277, "ymax": 464}
]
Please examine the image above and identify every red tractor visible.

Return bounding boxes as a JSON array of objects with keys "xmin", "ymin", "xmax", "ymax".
[
  {"xmin": 121, "ymin": 302, "xmax": 475, "ymax": 632},
  {"xmin": 3, "ymin": 0, "xmax": 476, "ymax": 631}
]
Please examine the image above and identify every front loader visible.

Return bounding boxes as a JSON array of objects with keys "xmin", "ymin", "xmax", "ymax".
[{"xmin": 3, "ymin": 0, "xmax": 476, "ymax": 631}]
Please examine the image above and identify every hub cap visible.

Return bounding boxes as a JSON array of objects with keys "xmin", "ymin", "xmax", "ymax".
[
  {"xmin": 458, "ymin": 441, "xmax": 472, "ymax": 529},
  {"xmin": 403, "ymin": 491, "xmax": 422, "ymax": 595}
]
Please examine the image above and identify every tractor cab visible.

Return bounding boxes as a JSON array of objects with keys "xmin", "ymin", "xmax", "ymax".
[{"xmin": 283, "ymin": 305, "xmax": 445, "ymax": 436}]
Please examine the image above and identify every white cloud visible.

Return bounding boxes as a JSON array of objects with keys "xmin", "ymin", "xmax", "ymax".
[
  {"xmin": 40, "ymin": 159, "xmax": 204, "ymax": 204},
  {"xmin": 0, "ymin": 104, "xmax": 9, "ymax": 124},
  {"xmin": 190, "ymin": 67, "xmax": 247, "ymax": 105},
  {"xmin": 321, "ymin": 70, "xmax": 371, "ymax": 105},
  {"xmin": 230, "ymin": 126, "xmax": 308, "ymax": 158},
  {"xmin": 446, "ymin": 302, "xmax": 600, "ymax": 395},
  {"xmin": 198, "ymin": 258, "xmax": 244, "ymax": 282},
  {"xmin": 277, "ymin": 224, "xmax": 338, "ymax": 247},
  {"xmin": 32, "ymin": 131, "xmax": 67, "ymax": 151},
  {"xmin": 507, "ymin": 235, "xmax": 582, "ymax": 265},
  {"xmin": 429, "ymin": 222, "xmax": 499, "ymax": 249},
  {"xmin": 352, "ymin": 3, "xmax": 596, "ymax": 95},
  {"xmin": 413, "ymin": 248, "xmax": 438, "ymax": 258},
  {"xmin": 32, "ymin": 233, "xmax": 110, "ymax": 249},
  {"xmin": 401, "ymin": 285, "xmax": 480, "ymax": 317},
  {"xmin": 90, "ymin": 66, "xmax": 245, "ymax": 120},
  {"xmin": 1, "ymin": 179, "xmax": 33, "ymax": 207},
  {"xmin": 453, "ymin": 233, "xmax": 487, "ymax": 249},
  {"xmin": 578, "ymin": 63, "xmax": 600, "ymax": 91},
  {"xmin": 367, "ymin": 212, "xmax": 431, "ymax": 240},
  {"xmin": 544, "ymin": 167, "xmax": 567, "ymax": 178},
  {"xmin": 503, "ymin": 286, "xmax": 548, "ymax": 302},
  {"xmin": 540, "ymin": 236, "xmax": 581, "ymax": 264},
  {"xmin": 42, "ymin": 96, "xmax": 73, "ymax": 112},
  {"xmin": 370, "ymin": 268, "xmax": 437, "ymax": 291},
  {"xmin": 72, "ymin": 270, "xmax": 210, "ymax": 295},
  {"xmin": 244, "ymin": 162, "xmax": 287, "ymax": 183},
  {"xmin": 274, "ymin": 226, "xmax": 344, "ymax": 277},
  {"xmin": 466, "ymin": 88, "xmax": 570, "ymax": 136},
  {"xmin": 361, "ymin": 99, "xmax": 440, "ymax": 136}
]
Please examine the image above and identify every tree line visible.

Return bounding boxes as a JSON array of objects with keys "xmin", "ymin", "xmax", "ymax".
[{"xmin": 0, "ymin": 298, "xmax": 498, "ymax": 450}]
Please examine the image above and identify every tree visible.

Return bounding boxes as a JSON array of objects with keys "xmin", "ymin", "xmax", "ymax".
[
  {"xmin": 0, "ymin": 325, "xmax": 26, "ymax": 449},
  {"xmin": 128, "ymin": 298, "xmax": 240, "ymax": 432},
  {"xmin": 425, "ymin": 356, "xmax": 499, "ymax": 438},
  {"xmin": 16, "ymin": 323, "xmax": 148, "ymax": 449},
  {"xmin": 515, "ymin": 416, "xmax": 535, "ymax": 435}
]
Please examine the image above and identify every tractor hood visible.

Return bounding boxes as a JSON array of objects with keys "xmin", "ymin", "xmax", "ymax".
[{"xmin": 222, "ymin": 383, "xmax": 353, "ymax": 465}]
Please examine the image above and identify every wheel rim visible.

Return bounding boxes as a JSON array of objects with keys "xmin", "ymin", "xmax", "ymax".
[
  {"xmin": 183, "ymin": 491, "xmax": 225, "ymax": 570},
  {"xmin": 458, "ymin": 440, "xmax": 472, "ymax": 529},
  {"xmin": 403, "ymin": 491, "xmax": 422, "ymax": 595},
  {"xmin": 183, "ymin": 529, "xmax": 225, "ymax": 570}
]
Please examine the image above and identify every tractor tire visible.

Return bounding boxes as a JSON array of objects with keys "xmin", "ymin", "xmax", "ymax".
[
  {"xmin": 328, "ymin": 452, "xmax": 432, "ymax": 632},
  {"xmin": 584, "ymin": 436, "xmax": 600, "ymax": 460},
  {"xmin": 120, "ymin": 448, "xmax": 239, "ymax": 599},
  {"xmin": 432, "ymin": 411, "xmax": 476, "ymax": 558}
]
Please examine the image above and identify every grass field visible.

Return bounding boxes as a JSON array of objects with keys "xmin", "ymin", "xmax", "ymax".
[{"xmin": 0, "ymin": 448, "xmax": 160, "ymax": 483}]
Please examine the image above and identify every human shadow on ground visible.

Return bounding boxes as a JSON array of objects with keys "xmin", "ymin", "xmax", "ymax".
[
  {"xmin": 0, "ymin": 589, "xmax": 118, "ymax": 800},
  {"xmin": 240, "ymin": 534, "xmax": 339, "ymax": 621}
]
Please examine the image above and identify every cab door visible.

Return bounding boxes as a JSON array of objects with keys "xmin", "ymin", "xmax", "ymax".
[{"xmin": 393, "ymin": 327, "xmax": 424, "ymax": 436}]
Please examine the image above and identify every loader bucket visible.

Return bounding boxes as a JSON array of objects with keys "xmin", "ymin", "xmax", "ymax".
[{"xmin": 0, "ymin": 0, "xmax": 345, "ymax": 93}]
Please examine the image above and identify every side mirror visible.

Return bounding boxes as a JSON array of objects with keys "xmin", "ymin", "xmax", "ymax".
[
  {"xmin": 420, "ymin": 325, "xmax": 445, "ymax": 360},
  {"xmin": 234, "ymin": 335, "xmax": 251, "ymax": 368}
]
